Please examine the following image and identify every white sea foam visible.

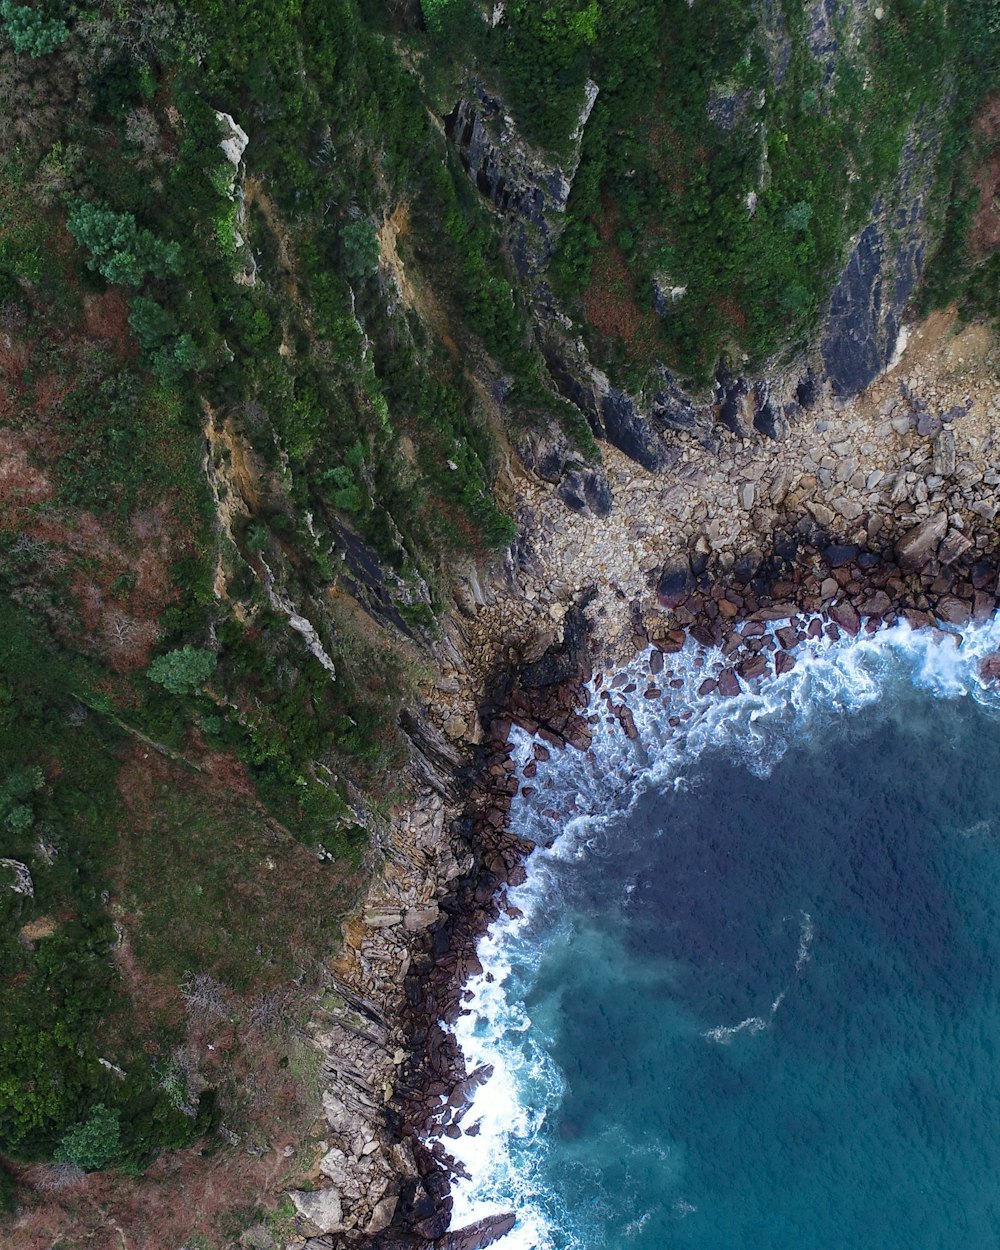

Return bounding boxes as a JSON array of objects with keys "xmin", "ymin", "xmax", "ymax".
[
  {"xmin": 796, "ymin": 911, "xmax": 815, "ymax": 974},
  {"xmin": 432, "ymin": 616, "xmax": 1000, "ymax": 1244}
]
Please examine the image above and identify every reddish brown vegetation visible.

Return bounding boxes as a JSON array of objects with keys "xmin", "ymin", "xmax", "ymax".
[
  {"xmin": 970, "ymin": 93, "xmax": 1000, "ymax": 259},
  {"xmin": 581, "ymin": 194, "xmax": 662, "ymax": 363}
]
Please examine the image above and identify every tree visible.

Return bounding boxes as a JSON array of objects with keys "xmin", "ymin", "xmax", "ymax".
[
  {"xmin": 340, "ymin": 220, "xmax": 380, "ymax": 280},
  {"xmin": 146, "ymin": 646, "xmax": 216, "ymax": 696},
  {"xmin": 0, "ymin": 1, "xmax": 69, "ymax": 56},
  {"xmin": 55, "ymin": 1104, "xmax": 121, "ymax": 1172},
  {"xmin": 128, "ymin": 296, "xmax": 204, "ymax": 381},
  {"xmin": 66, "ymin": 203, "xmax": 180, "ymax": 288}
]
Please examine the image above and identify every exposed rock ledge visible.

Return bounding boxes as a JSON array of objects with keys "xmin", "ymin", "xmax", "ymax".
[{"xmin": 283, "ymin": 306, "xmax": 1000, "ymax": 1249}]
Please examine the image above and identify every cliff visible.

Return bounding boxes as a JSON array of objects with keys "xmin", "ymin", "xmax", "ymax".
[{"xmin": 0, "ymin": 1, "xmax": 997, "ymax": 1247}]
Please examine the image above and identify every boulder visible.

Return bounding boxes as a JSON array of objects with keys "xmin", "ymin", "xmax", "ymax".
[
  {"xmin": 439, "ymin": 1213, "xmax": 518, "ymax": 1250},
  {"xmin": 556, "ymin": 467, "xmax": 613, "ymax": 518},
  {"xmin": 895, "ymin": 513, "xmax": 947, "ymax": 572},
  {"xmin": 775, "ymin": 651, "xmax": 796, "ymax": 676},
  {"xmin": 656, "ymin": 558, "xmax": 694, "ymax": 608},
  {"xmin": 858, "ymin": 590, "xmax": 892, "ymax": 617},
  {"xmin": 290, "ymin": 1189, "xmax": 344, "ymax": 1234},
  {"xmin": 403, "ymin": 904, "xmax": 441, "ymax": 931},
  {"xmin": 934, "ymin": 596, "xmax": 971, "ymax": 626},
  {"xmin": 979, "ymin": 653, "xmax": 1000, "ymax": 683},
  {"xmin": 829, "ymin": 602, "xmax": 861, "ymax": 636},
  {"xmin": 365, "ymin": 1194, "xmax": 398, "ymax": 1236},
  {"xmin": 937, "ymin": 527, "xmax": 971, "ymax": 567},
  {"xmin": 825, "ymin": 544, "xmax": 859, "ymax": 568},
  {"xmin": 738, "ymin": 654, "xmax": 769, "ymax": 680},
  {"xmin": 717, "ymin": 668, "xmax": 741, "ymax": 698}
]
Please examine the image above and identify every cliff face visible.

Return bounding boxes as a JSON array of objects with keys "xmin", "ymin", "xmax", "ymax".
[
  {"xmin": 1, "ymin": 1, "xmax": 997, "ymax": 1246},
  {"xmin": 439, "ymin": 0, "xmax": 980, "ymax": 487}
]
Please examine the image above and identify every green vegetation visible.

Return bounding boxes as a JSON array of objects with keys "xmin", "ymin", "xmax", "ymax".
[
  {"xmin": 67, "ymin": 202, "xmax": 181, "ymax": 287},
  {"xmin": 420, "ymin": 0, "xmax": 996, "ymax": 381},
  {"xmin": 0, "ymin": 0, "xmax": 68, "ymax": 56},
  {"xmin": 56, "ymin": 1104, "xmax": 122, "ymax": 1172},
  {"xmin": 147, "ymin": 647, "xmax": 217, "ymax": 696}
]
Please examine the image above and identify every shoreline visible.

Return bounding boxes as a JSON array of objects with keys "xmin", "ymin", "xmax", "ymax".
[
  {"xmin": 285, "ymin": 309, "xmax": 1000, "ymax": 1249},
  {"xmin": 369, "ymin": 517, "xmax": 1000, "ymax": 1250}
]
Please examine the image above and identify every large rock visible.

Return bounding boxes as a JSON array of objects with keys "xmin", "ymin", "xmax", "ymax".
[
  {"xmin": 556, "ymin": 467, "xmax": 613, "ymax": 518},
  {"xmin": 656, "ymin": 558, "xmax": 694, "ymax": 608},
  {"xmin": 439, "ymin": 1213, "xmax": 518, "ymax": 1250},
  {"xmin": 895, "ymin": 513, "xmax": 947, "ymax": 572},
  {"xmin": 365, "ymin": 1193, "xmax": 398, "ymax": 1236},
  {"xmin": 290, "ymin": 1188, "xmax": 344, "ymax": 1234}
]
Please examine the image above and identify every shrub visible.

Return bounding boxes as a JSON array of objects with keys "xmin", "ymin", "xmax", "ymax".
[
  {"xmin": 147, "ymin": 647, "xmax": 217, "ymax": 696},
  {"xmin": 55, "ymin": 1104, "xmax": 121, "ymax": 1172},
  {"xmin": 340, "ymin": 220, "xmax": 380, "ymax": 279},
  {"xmin": 67, "ymin": 203, "xmax": 180, "ymax": 288},
  {"xmin": 0, "ymin": 1, "xmax": 68, "ymax": 56}
]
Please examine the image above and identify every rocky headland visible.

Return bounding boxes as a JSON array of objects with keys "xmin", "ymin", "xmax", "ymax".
[{"xmin": 280, "ymin": 303, "xmax": 1000, "ymax": 1249}]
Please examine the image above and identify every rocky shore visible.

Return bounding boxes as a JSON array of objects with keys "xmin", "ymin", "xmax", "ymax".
[{"xmin": 281, "ymin": 307, "xmax": 1000, "ymax": 1249}]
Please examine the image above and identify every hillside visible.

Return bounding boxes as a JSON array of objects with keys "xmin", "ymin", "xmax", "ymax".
[{"xmin": 0, "ymin": 1, "xmax": 997, "ymax": 1247}]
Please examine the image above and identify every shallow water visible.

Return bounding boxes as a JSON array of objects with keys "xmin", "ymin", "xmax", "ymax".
[{"xmin": 436, "ymin": 620, "xmax": 1000, "ymax": 1249}]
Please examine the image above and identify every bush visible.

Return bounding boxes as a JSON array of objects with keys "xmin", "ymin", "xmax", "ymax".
[
  {"xmin": 67, "ymin": 202, "xmax": 180, "ymax": 288},
  {"xmin": 340, "ymin": 220, "xmax": 380, "ymax": 279},
  {"xmin": 0, "ymin": 1, "xmax": 68, "ymax": 56},
  {"xmin": 147, "ymin": 647, "xmax": 217, "ymax": 696},
  {"xmin": 55, "ymin": 1104, "xmax": 121, "ymax": 1172}
]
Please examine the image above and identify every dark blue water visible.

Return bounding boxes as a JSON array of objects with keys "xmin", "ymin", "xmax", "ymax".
[{"xmin": 443, "ymin": 626, "xmax": 1000, "ymax": 1249}]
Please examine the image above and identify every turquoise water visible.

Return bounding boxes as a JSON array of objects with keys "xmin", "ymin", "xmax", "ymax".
[{"xmin": 440, "ymin": 622, "xmax": 1000, "ymax": 1249}]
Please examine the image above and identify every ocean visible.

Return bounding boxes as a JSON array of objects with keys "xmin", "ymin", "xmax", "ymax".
[{"xmin": 435, "ymin": 619, "xmax": 1000, "ymax": 1249}]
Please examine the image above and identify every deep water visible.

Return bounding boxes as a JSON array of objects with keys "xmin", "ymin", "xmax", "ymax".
[{"xmin": 437, "ymin": 621, "xmax": 1000, "ymax": 1249}]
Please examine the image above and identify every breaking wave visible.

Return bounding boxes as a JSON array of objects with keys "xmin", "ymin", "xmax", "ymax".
[{"xmin": 431, "ymin": 616, "xmax": 1000, "ymax": 1247}]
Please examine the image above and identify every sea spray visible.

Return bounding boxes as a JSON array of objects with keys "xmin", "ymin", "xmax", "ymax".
[{"xmin": 432, "ymin": 617, "xmax": 1000, "ymax": 1248}]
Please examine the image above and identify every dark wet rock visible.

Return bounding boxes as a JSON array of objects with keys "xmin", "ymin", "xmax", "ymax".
[
  {"xmin": 971, "ymin": 563, "xmax": 997, "ymax": 592},
  {"xmin": 649, "ymin": 649, "xmax": 664, "ymax": 675},
  {"xmin": 796, "ymin": 372, "xmax": 819, "ymax": 409},
  {"xmin": 601, "ymin": 386, "xmax": 677, "ymax": 471},
  {"xmin": 775, "ymin": 650, "xmax": 796, "ymax": 676},
  {"xmin": 935, "ymin": 596, "xmax": 971, "ymax": 626},
  {"xmin": 438, "ymin": 1213, "xmax": 518, "ymax": 1250},
  {"xmin": 717, "ymin": 668, "xmax": 741, "ymax": 697},
  {"xmin": 753, "ymin": 397, "xmax": 783, "ymax": 440},
  {"xmin": 858, "ymin": 590, "xmax": 892, "ymax": 617},
  {"xmin": 651, "ymin": 369, "xmax": 702, "ymax": 434},
  {"xmin": 825, "ymin": 544, "xmax": 859, "ymax": 568},
  {"xmin": 974, "ymin": 591, "xmax": 995, "ymax": 622},
  {"xmin": 657, "ymin": 558, "xmax": 694, "ymax": 608},
  {"xmin": 556, "ymin": 467, "xmax": 613, "ymax": 518},
  {"xmin": 733, "ymin": 550, "xmax": 763, "ymax": 584},
  {"xmin": 821, "ymin": 121, "xmax": 936, "ymax": 396},
  {"xmin": 896, "ymin": 513, "xmax": 948, "ymax": 572},
  {"xmin": 807, "ymin": 618, "xmax": 824, "ymax": 639},
  {"xmin": 697, "ymin": 678, "xmax": 718, "ymax": 697},
  {"xmin": 829, "ymin": 601, "xmax": 861, "ymax": 636}
]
